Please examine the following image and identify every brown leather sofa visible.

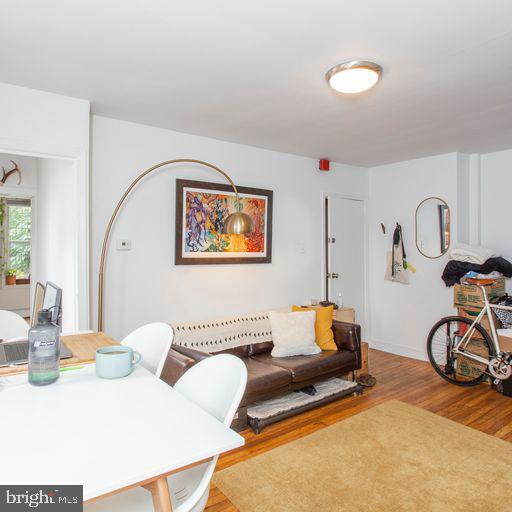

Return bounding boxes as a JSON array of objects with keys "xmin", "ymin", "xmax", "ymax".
[{"xmin": 160, "ymin": 320, "xmax": 361, "ymax": 429}]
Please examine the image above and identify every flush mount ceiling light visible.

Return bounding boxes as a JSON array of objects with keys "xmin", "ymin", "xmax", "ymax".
[{"xmin": 326, "ymin": 60, "xmax": 382, "ymax": 94}]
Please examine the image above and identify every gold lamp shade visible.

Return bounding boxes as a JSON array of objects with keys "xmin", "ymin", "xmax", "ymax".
[{"xmin": 224, "ymin": 211, "xmax": 253, "ymax": 234}]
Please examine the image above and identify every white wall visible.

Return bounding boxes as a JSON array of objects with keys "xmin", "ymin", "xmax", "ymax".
[
  {"xmin": 88, "ymin": 111, "xmax": 512, "ymax": 351},
  {"xmin": 0, "ymin": 153, "xmax": 38, "ymax": 190},
  {"xmin": 0, "ymin": 83, "xmax": 89, "ymax": 158},
  {"xmin": 34, "ymin": 158, "xmax": 77, "ymax": 332},
  {"xmin": 0, "ymin": 83, "xmax": 90, "ymax": 329},
  {"xmin": 91, "ymin": 115, "xmax": 367, "ymax": 340},
  {"xmin": 3, "ymin": 82, "xmax": 510, "ymax": 350},
  {"xmin": 362, "ymin": 147, "xmax": 512, "ymax": 361},
  {"xmin": 481, "ymin": 148, "xmax": 512, "ymax": 292},
  {"xmin": 368, "ymin": 153, "xmax": 459, "ymax": 360}
]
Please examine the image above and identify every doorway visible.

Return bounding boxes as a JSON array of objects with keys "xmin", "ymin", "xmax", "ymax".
[
  {"xmin": 0, "ymin": 152, "xmax": 83, "ymax": 332},
  {"xmin": 325, "ymin": 195, "xmax": 366, "ymax": 328}
]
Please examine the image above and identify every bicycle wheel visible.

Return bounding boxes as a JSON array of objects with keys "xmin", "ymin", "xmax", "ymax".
[{"xmin": 427, "ymin": 316, "xmax": 495, "ymax": 386}]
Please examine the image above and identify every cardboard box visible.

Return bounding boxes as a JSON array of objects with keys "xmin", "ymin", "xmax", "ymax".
[
  {"xmin": 333, "ymin": 307, "xmax": 355, "ymax": 324},
  {"xmin": 456, "ymin": 338, "xmax": 489, "ymax": 381},
  {"xmin": 457, "ymin": 306, "xmax": 499, "ymax": 340},
  {"xmin": 453, "ymin": 278, "xmax": 506, "ymax": 309}
]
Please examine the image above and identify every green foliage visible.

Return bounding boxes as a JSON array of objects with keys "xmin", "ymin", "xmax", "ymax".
[
  {"xmin": 5, "ymin": 268, "xmax": 17, "ymax": 277},
  {"xmin": 8, "ymin": 206, "xmax": 31, "ymax": 241},
  {"xmin": 9, "ymin": 244, "xmax": 30, "ymax": 275},
  {"xmin": 7, "ymin": 204, "xmax": 31, "ymax": 276}
]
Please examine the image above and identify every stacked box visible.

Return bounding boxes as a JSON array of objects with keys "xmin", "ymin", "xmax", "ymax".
[
  {"xmin": 455, "ymin": 338, "xmax": 489, "ymax": 380},
  {"xmin": 453, "ymin": 278, "xmax": 506, "ymax": 309},
  {"xmin": 457, "ymin": 306, "xmax": 498, "ymax": 340}
]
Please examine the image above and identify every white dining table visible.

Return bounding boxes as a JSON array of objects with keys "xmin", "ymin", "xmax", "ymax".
[{"xmin": 0, "ymin": 364, "xmax": 244, "ymax": 511}]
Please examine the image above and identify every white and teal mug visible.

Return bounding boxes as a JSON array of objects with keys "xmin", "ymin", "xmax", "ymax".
[{"xmin": 95, "ymin": 346, "xmax": 142, "ymax": 379}]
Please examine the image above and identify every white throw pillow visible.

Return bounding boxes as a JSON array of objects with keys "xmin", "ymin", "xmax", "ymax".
[{"xmin": 268, "ymin": 310, "xmax": 321, "ymax": 357}]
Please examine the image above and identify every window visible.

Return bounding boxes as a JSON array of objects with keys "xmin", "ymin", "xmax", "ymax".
[{"xmin": 5, "ymin": 199, "xmax": 32, "ymax": 278}]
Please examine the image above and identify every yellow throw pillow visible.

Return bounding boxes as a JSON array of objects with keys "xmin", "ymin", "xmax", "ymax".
[{"xmin": 291, "ymin": 305, "xmax": 337, "ymax": 350}]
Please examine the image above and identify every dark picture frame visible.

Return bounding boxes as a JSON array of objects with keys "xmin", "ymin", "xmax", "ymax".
[{"xmin": 175, "ymin": 179, "xmax": 273, "ymax": 265}]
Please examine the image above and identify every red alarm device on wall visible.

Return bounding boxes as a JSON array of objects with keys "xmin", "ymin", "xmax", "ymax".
[{"xmin": 319, "ymin": 159, "xmax": 330, "ymax": 171}]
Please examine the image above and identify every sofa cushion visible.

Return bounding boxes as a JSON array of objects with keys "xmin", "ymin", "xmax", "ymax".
[
  {"xmin": 214, "ymin": 345, "xmax": 249, "ymax": 358},
  {"xmin": 247, "ymin": 340, "xmax": 273, "ymax": 356},
  {"xmin": 252, "ymin": 350, "xmax": 356, "ymax": 383},
  {"xmin": 243, "ymin": 357, "xmax": 292, "ymax": 402},
  {"xmin": 268, "ymin": 310, "xmax": 321, "ymax": 357},
  {"xmin": 292, "ymin": 304, "xmax": 336, "ymax": 350}
]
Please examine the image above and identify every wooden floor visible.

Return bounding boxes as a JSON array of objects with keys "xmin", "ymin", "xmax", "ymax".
[{"xmin": 205, "ymin": 348, "xmax": 512, "ymax": 511}]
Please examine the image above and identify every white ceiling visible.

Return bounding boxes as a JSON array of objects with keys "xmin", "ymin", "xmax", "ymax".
[{"xmin": 2, "ymin": 0, "xmax": 512, "ymax": 167}]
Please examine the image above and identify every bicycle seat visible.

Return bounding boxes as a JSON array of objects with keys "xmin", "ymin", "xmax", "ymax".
[{"xmin": 465, "ymin": 278, "xmax": 496, "ymax": 286}]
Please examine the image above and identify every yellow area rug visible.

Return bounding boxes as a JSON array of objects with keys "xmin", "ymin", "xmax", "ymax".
[{"xmin": 213, "ymin": 400, "xmax": 512, "ymax": 511}]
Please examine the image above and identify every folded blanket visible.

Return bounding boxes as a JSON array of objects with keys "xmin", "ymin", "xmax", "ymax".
[
  {"xmin": 442, "ymin": 257, "xmax": 512, "ymax": 287},
  {"xmin": 449, "ymin": 243, "xmax": 499, "ymax": 265}
]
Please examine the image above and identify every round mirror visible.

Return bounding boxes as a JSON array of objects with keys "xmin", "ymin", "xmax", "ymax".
[{"xmin": 415, "ymin": 197, "xmax": 450, "ymax": 259}]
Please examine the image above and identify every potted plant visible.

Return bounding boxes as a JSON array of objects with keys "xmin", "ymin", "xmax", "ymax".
[{"xmin": 5, "ymin": 269, "xmax": 17, "ymax": 286}]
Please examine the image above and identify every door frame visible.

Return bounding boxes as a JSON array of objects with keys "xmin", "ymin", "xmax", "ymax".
[
  {"xmin": 0, "ymin": 147, "xmax": 89, "ymax": 331},
  {"xmin": 321, "ymin": 192, "xmax": 369, "ymax": 334}
]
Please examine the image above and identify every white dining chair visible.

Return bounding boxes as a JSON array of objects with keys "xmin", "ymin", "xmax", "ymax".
[
  {"xmin": 84, "ymin": 354, "xmax": 247, "ymax": 512},
  {"xmin": 121, "ymin": 322, "xmax": 174, "ymax": 377},
  {"xmin": 0, "ymin": 310, "xmax": 29, "ymax": 340}
]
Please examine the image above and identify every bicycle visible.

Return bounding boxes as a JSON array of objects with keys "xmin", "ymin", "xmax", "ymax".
[{"xmin": 427, "ymin": 278, "xmax": 512, "ymax": 386}]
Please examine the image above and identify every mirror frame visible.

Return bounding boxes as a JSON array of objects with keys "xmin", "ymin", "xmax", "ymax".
[{"xmin": 415, "ymin": 196, "xmax": 451, "ymax": 259}]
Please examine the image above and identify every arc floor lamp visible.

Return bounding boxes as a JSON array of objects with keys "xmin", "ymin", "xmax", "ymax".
[{"xmin": 97, "ymin": 158, "xmax": 253, "ymax": 332}]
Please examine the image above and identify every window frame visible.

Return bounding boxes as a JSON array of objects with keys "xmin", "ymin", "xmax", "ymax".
[{"xmin": 4, "ymin": 198, "xmax": 32, "ymax": 279}]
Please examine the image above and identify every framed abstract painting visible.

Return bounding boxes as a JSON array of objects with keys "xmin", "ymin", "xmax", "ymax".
[{"xmin": 175, "ymin": 179, "xmax": 273, "ymax": 265}]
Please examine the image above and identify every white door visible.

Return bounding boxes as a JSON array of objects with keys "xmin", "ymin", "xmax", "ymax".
[{"xmin": 326, "ymin": 196, "xmax": 365, "ymax": 326}]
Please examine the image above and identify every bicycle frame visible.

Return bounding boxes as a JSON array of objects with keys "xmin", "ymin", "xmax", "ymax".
[{"xmin": 453, "ymin": 284, "xmax": 512, "ymax": 367}]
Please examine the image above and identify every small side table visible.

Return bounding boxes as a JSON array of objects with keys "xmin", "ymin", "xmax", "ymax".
[
  {"xmin": 333, "ymin": 307, "xmax": 355, "ymax": 324},
  {"xmin": 359, "ymin": 341, "xmax": 369, "ymax": 374}
]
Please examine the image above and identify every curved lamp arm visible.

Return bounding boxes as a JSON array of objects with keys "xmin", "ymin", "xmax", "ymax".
[{"xmin": 97, "ymin": 158, "xmax": 251, "ymax": 332}]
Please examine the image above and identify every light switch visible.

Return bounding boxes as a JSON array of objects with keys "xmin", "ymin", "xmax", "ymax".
[{"xmin": 116, "ymin": 239, "xmax": 132, "ymax": 251}]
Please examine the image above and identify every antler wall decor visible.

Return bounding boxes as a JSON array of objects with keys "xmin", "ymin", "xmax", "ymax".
[{"xmin": 0, "ymin": 160, "xmax": 22, "ymax": 186}]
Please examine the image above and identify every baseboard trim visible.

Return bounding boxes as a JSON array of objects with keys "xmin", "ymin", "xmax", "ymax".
[{"xmin": 367, "ymin": 339, "xmax": 428, "ymax": 361}]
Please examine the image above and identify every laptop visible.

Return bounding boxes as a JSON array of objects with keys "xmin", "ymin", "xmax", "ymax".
[
  {"xmin": 0, "ymin": 281, "xmax": 70, "ymax": 366},
  {"xmin": 0, "ymin": 339, "xmax": 73, "ymax": 367},
  {"xmin": 42, "ymin": 281, "xmax": 63, "ymax": 326}
]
